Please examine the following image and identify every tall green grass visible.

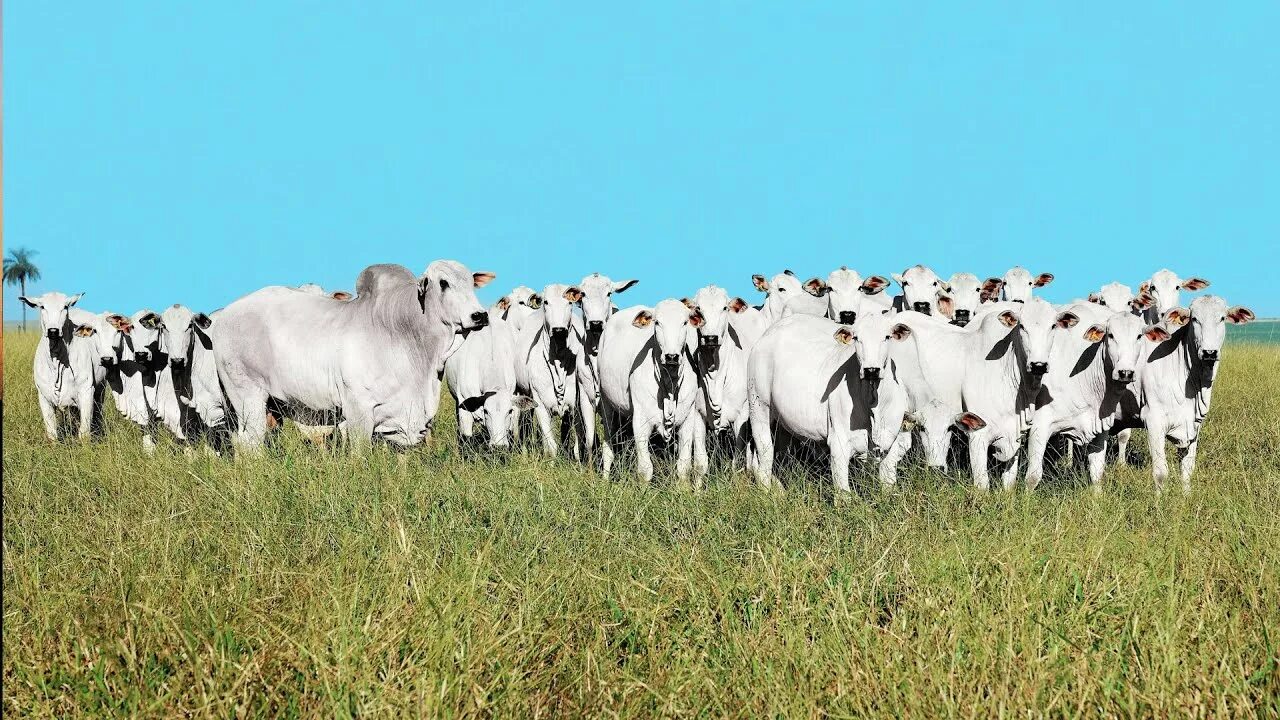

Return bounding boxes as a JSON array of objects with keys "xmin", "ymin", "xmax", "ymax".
[{"xmin": 4, "ymin": 329, "xmax": 1278, "ymax": 717}]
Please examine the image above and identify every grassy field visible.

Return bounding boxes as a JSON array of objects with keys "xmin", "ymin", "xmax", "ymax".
[{"xmin": 3, "ymin": 329, "xmax": 1279, "ymax": 718}]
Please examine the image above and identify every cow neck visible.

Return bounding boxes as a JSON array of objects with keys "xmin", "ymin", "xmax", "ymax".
[
  {"xmin": 1173, "ymin": 324, "xmax": 1215, "ymax": 422},
  {"xmin": 647, "ymin": 339, "xmax": 686, "ymax": 435}
]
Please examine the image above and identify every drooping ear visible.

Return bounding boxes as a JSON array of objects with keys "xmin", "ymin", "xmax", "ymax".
[
  {"xmin": 997, "ymin": 310, "xmax": 1019, "ymax": 329},
  {"xmin": 891, "ymin": 273, "xmax": 905, "ymax": 285},
  {"xmin": 729, "ymin": 297, "xmax": 749, "ymax": 313},
  {"xmin": 192, "ymin": 313, "xmax": 213, "ymax": 330},
  {"xmin": 513, "ymin": 395, "xmax": 537, "ymax": 411},
  {"xmin": 1055, "ymin": 311, "xmax": 1080, "ymax": 329},
  {"xmin": 613, "ymin": 279, "xmax": 639, "ymax": 294},
  {"xmin": 688, "ymin": 310, "xmax": 705, "ymax": 328},
  {"xmin": 1131, "ymin": 292, "xmax": 1154, "ymax": 310},
  {"xmin": 681, "ymin": 297, "xmax": 695, "ymax": 309},
  {"xmin": 472, "ymin": 272, "xmax": 496, "ymax": 288},
  {"xmin": 1180, "ymin": 277, "xmax": 1210, "ymax": 291},
  {"xmin": 1143, "ymin": 325, "xmax": 1170, "ymax": 342},
  {"xmin": 65, "ymin": 293, "xmax": 84, "ymax": 307},
  {"xmin": 563, "ymin": 286, "xmax": 584, "ymax": 303},
  {"xmin": 1227, "ymin": 306, "xmax": 1255, "ymax": 324},
  {"xmin": 751, "ymin": 274, "xmax": 769, "ymax": 292},
  {"xmin": 18, "ymin": 296, "xmax": 40, "ymax": 309},
  {"xmin": 138, "ymin": 312, "xmax": 163, "ymax": 330},
  {"xmin": 330, "ymin": 291, "xmax": 353, "ymax": 301},
  {"xmin": 833, "ymin": 327, "xmax": 854, "ymax": 345},
  {"xmin": 861, "ymin": 275, "xmax": 890, "ymax": 294},
  {"xmin": 1088, "ymin": 293, "xmax": 1101, "ymax": 304},
  {"xmin": 106, "ymin": 314, "xmax": 133, "ymax": 333},
  {"xmin": 1138, "ymin": 281, "xmax": 1152, "ymax": 296},
  {"xmin": 631, "ymin": 309, "xmax": 654, "ymax": 328},
  {"xmin": 803, "ymin": 277, "xmax": 829, "ymax": 297},
  {"xmin": 495, "ymin": 297, "xmax": 511, "ymax": 312},
  {"xmin": 890, "ymin": 323, "xmax": 912, "ymax": 341},
  {"xmin": 527, "ymin": 294, "xmax": 543, "ymax": 309},
  {"xmin": 981, "ymin": 278, "xmax": 1004, "ymax": 301},
  {"xmin": 74, "ymin": 324, "xmax": 97, "ymax": 338},
  {"xmin": 1034, "ymin": 273, "xmax": 1054, "ymax": 287},
  {"xmin": 936, "ymin": 295, "xmax": 955, "ymax": 318},
  {"xmin": 1083, "ymin": 325, "xmax": 1106, "ymax": 343},
  {"xmin": 954, "ymin": 412, "xmax": 987, "ymax": 432},
  {"xmin": 1165, "ymin": 307, "xmax": 1190, "ymax": 326}
]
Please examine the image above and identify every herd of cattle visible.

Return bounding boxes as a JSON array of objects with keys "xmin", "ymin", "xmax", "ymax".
[{"xmin": 20, "ymin": 262, "xmax": 1256, "ymax": 494}]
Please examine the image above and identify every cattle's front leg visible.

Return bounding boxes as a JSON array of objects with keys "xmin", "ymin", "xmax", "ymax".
[
  {"xmin": 691, "ymin": 419, "xmax": 709, "ymax": 489},
  {"xmin": 533, "ymin": 405, "xmax": 557, "ymax": 457},
  {"xmin": 968, "ymin": 429, "xmax": 992, "ymax": 491},
  {"xmin": 1086, "ymin": 434, "xmax": 1108, "ymax": 492},
  {"xmin": 77, "ymin": 391, "xmax": 96, "ymax": 440},
  {"xmin": 1000, "ymin": 449, "xmax": 1020, "ymax": 491},
  {"xmin": 38, "ymin": 394, "xmax": 59, "ymax": 442},
  {"xmin": 577, "ymin": 394, "xmax": 597, "ymax": 466},
  {"xmin": 1024, "ymin": 421, "xmax": 1052, "ymax": 491},
  {"xmin": 599, "ymin": 406, "xmax": 617, "ymax": 480},
  {"xmin": 827, "ymin": 431, "xmax": 854, "ymax": 499},
  {"xmin": 1177, "ymin": 439, "xmax": 1198, "ymax": 494},
  {"xmin": 878, "ymin": 431, "xmax": 912, "ymax": 488},
  {"xmin": 559, "ymin": 410, "xmax": 579, "ymax": 462},
  {"xmin": 748, "ymin": 400, "xmax": 776, "ymax": 491},
  {"xmin": 1146, "ymin": 420, "xmax": 1169, "ymax": 494},
  {"xmin": 632, "ymin": 415, "xmax": 655, "ymax": 484},
  {"xmin": 1115, "ymin": 428, "xmax": 1132, "ymax": 465},
  {"xmin": 676, "ymin": 418, "xmax": 695, "ymax": 484}
]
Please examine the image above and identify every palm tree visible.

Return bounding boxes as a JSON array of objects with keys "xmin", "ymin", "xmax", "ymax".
[{"xmin": 4, "ymin": 247, "xmax": 42, "ymax": 331}]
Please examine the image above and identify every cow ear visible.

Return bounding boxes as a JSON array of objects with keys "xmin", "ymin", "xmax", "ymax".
[
  {"xmin": 1034, "ymin": 273, "xmax": 1054, "ymax": 287},
  {"xmin": 18, "ymin": 295, "xmax": 40, "ymax": 308},
  {"xmin": 331, "ymin": 291, "xmax": 352, "ymax": 301},
  {"xmin": 891, "ymin": 273, "xmax": 905, "ymax": 285},
  {"xmin": 981, "ymin": 278, "xmax": 1004, "ymax": 301},
  {"xmin": 861, "ymin": 275, "xmax": 890, "ymax": 294},
  {"xmin": 65, "ymin": 293, "xmax": 84, "ymax": 307},
  {"xmin": 563, "ymin": 286, "xmax": 584, "ymax": 303},
  {"xmin": 751, "ymin": 274, "xmax": 769, "ymax": 292},
  {"xmin": 1083, "ymin": 325, "xmax": 1106, "ymax": 343},
  {"xmin": 631, "ymin": 309, "xmax": 654, "ymax": 328},
  {"xmin": 106, "ymin": 314, "xmax": 132, "ymax": 333},
  {"xmin": 472, "ymin": 272, "xmax": 496, "ymax": 288},
  {"xmin": 998, "ymin": 310, "xmax": 1019, "ymax": 328},
  {"xmin": 833, "ymin": 327, "xmax": 854, "ymax": 345},
  {"xmin": 74, "ymin": 324, "xmax": 96, "ymax": 338},
  {"xmin": 936, "ymin": 295, "xmax": 955, "ymax": 318},
  {"xmin": 192, "ymin": 313, "xmax": 213, "ymax": 330},
  {"xmin": 1181, "ymin": 277, "xmax": 1210, "ymax": 291},
  {"xmin": 495, "ymin": 297, "xmax": 511, "ymax": 312},
  {"xmin": 954, "ymin": 412, "xmax": 987, "ymax": 432},
  {"xmin": 1165, "ymin": 308, "xmax": 1190, "ymax": 326},
  {"xmin": 803, "ymin": 278, "xmax": 828, "ymax": 297},
  {"xmin": 1088, "ymin": 293, "xmax": 1101, "ymax": 304},
  {"xmin": 528, "ymin": 294, "xmax": 543, "ymax": 309},
  {"xmin": 139, "ymin": 312, "xmax": 163, "ymax": 329},
  {"xmin": 1132, "ymin": 292, "xmax": 1154, "ymax": 310},
  {"xmin": 1055, "ymin": 311, "xmax": 1080, "ymax": 329},
  {"xmin": 891, "ymin": 323, "xmax": 912, "ymax": 341},
  {"xmin": 688, "ymin": 310, "xmax": 705, "ymax": 328},
  {"xmin": 680, "ymin": 297, "xmax": 695, "ymax": 309},
  {"xmin": 1227, "ymin": 306, "xmax": 1255, "ymax": 325},
  {"xmin": 729, "ymin": 297, "xmax": 749, "ymax": 313},
  {"xmin": 613, "ymin": 279, "xmax": 639, "ymax": 294},
  {"xmin": 1143, "ymin": 325, "xmax": 1170, "ymax": 342}
]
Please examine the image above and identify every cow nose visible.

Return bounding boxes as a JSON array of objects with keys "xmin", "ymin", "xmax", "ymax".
[
  {"xmin": 1200, "ymin": 349, "xmax": 1219, "ymax": 362},
  {"xmin": 912, "ymin": 302, "xmax": 932, "ymax": 314},
  {"xmin": 838, "ymin": 311, "xmax": 857, "ymax": 324},
  {"xmin": 587, "ymin": 320, "xmax": 604, "ymax": 332},
  {"xmin": 698, "ymin": 334, "xmax": 719, "ymax": 347},
  {"xmin": 135, "ymin": 350, "xmax": 151, "ymax": 363},
  {"xmin": 550, "ymin": 327, "xmax": 568, "ymax": 340},
  {"xmin": 861, "ymin": 367, "xmax": 881, "ymax": 381},
  {"xmin": 953, "ymin": 310, "xmax": 971, "ymax": 326},
  {"xmin": 470, "ymin": 311, "xmax": 489, "ymax": 328},
  {"xmin": 1028, "ymin": 361, "xmax": 1049, "ymax": 375},
  {"xmin": 170, "ymin": 358, "xmax": 186, "ymax": 369},
  {"xmin": 662, "ymin": 353, "xmax": 680, "ymax": 366},
  {"xmin": 100, "ymin": 356, "xmax": 116, "ymax": 367},
  {"xmin": 46, "ymin": 328, "xmax": 60, "ymax": 340},
  {"xmin": 1116, "ymin": 369, "xmax": 1135, "ymax": 383}
]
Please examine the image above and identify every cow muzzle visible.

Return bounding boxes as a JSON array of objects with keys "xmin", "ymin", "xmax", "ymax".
[
  {"xmin": 170, "ymin": 358, "xmax": 187, "ymax": 370},
  {"xmin": 469, "ymin": 311, "xmax": 489, "ymax": 329},
  {"xmin": 952, "ymin": 309, "xmax": 971, "ymax": 326},
  {"xmin": 46, "ymin": 328, "xmax": 61, "ymax": 341},
  {"xmin": 912, "ymin": 302, "xmax": 932, "ymax": 314},
  {"xmin": 1200, "ymin": 349, "xmax": 1219, "ymax": 364},
  {"xmin": 698, "ymin": 334, "xmax": 719, "ymax": 348},
  {"xmin": 838, "ymin": 311, "xmax": 856, "ymax": 325},
  {"xmin": 1028, "ymin": 361, "xmax": 1049, "ymax": 376},
  {"xmin": 1115, "ymin": 369, "xmax": 1135, "ymax": 383},
  {"xmin": 661, "ymin": 353, "xmax": 680, "ymax": 367},
  {"xmin": 100, "ymin": 356, "xmax": 117, "ymax": 368},
  {"xmin": 135, "ymin": 350, "xmax": 152, "ymax": 363},
  {"xmin": 861, "ymin": 366, "xmax": 881, "ymax": 382},
  {"xmin": 587, "ymin": 320, "xmax": 604, "ymax": 333}
]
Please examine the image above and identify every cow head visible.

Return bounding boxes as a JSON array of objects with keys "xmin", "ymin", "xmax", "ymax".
[
  {"xmin": 129, "ymin": 310, "xmax": 167, "ymax": 366},
  {"xmin": 990, "ymin": 266, "xmax": 1053, "ymax": 304},
  {"xmin": 751, "ymin": 270, "xmax": 805, "ymax": 320},
  {"xmin": 891, "ymin": 265, "xmax": 944, "ymax": 315},
  {"xmin": 833, "ymin": 310, "xmax": 910, "ymax": 383},
  {"xmin": 1078, "ymin": 312, "xmax": 1164, "ymax": 383},
  {"xmin": 807, "ymin": 267, "xmax": 890, "ymax": 325},
  {"xmin": 1165, "ymin": 295, "xmax": 1254, "ymax": 365},
  {"xmin": 160, "ymin": 304, "xmax": 201, "ymax": 370},
  {"xmin": 1143, "ymin": 269, "xmax": 1210, "ymax": 319},
  {"xmin": 685, "ymin": 285, "xmax": 737, "ymax": 358},
  {"xmin": 19, "ymin": 291, "xmax": 83, "ymax": 341},
  {"xmin": 536, "ymin": 283, "xmax": 579, "ymax": 353},
  {"xmin": 1009, "ymin": 298, "xmax": 1058, "ymax": 381},
  {"xmin": 943, "ymin": 273, "xmax": 983, "ymax": 326},
  {"xmin": 915, "ymin": 404, "xmax": 990, "ymax": 469},
  {"xmin": 578, "ymin": 273, "xmax": 637, "ymax": 353},
  {"xmin": 99, "ymin": 313, "xmax": 134, "ymax": 367},
  {"xmin": 419, "ymin": 260, "xmax": 494, "ymax": 332}
]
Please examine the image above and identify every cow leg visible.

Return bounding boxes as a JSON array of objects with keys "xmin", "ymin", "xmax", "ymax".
[
  {"xmin": 1115, "ymin": 428, "xmax": 1132, "ymax": 465},
  {"xmin": 1086, "ymin": 434, "xmax": 1108, "ymax": 492},
  {"xmin": 38, "ymin": 394, "xmax": 59, "ymax": 441},
  {"xmin": 142, "ymin": 432, "xmax": 156, "ymax": 455},
  {"xmin": 77, "ymin": 390, "xmax": 96, "ymax": 440},
  {"xmin": 1024, "ymin": 422, "xmax": 1052, "ymax": 491},
  {"xmin": 827, "ymin": 431, "xmax": 853, "ymax": 498},
  {"xmin": 534, "ymin": 405, "xmax": 557, "ymax": 456},
  {"xmin": 1177, "ymin": 439, "xmax": 1198, "ymax": 493},
  {"xmin": 691, "ymin": 419, "xmax": 709, "ymax": 489},
  {"xmin": 748, "ymin": 400, "xmax": 776, "ymax": 491},
  {"xmin": 1000, "ymin": 450, "xmax": 1020, "ymax": 491},
  {"xmin": 224, "ymin": 384, "xmax": 269, "ymax": 453},
  {"xmin": 968, "ymin": 429, "xmax": 992, "ymax": 491},
  {"xmin": 632, "ymin": 416, "xmax": 655, "ymax": 484},
  {"xmin": 734, "ymin": 418, "xmax": 756, "ymax": 474},
  {"xmin": 577, "ymin": 395, "xmax": 597, "ymax": 467},
  {"xmin": 1146, "ymin": 419, "xmax": 1169, "ymax": 494},
  {"xmin": 878, "ymin": 431, "xmax": 912, "ymax": 488},
  {"xmin": 559, "ymin": 411, "xmax": 579, "ymax": 461},
  {"xmin": 599, "ymin": 406, "xmax": 617, "ymax": 480},
  {"xmin": 676, "ymin": 419, "xmax": 695, "ymax": 484}
]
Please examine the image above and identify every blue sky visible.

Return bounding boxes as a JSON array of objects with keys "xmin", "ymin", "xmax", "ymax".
[{"xmin": 5, "ymin": 2, "xmax": 1278, "ymax": 319}]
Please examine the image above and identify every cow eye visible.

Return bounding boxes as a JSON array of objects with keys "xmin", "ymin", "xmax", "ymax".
[
  {"xmin": 439, "ymin": 278, "xmax": 450, "ymax": 291},
  {"xmin": 932, "ymin": 281, "xmax": 938, "ymax": 286},
  {"xmin": 901, "ymin": 281, "xmax": 909, "ymax": 287}
]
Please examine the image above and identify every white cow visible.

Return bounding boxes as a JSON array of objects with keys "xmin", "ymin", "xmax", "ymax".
[
  {"xmin": 490, "ymin": 286, "xmax": 543, "ymax": 335},
  {"xmin": 1024, "ymin": 303, "xmax": 1169, "ymax": 490},
  {"xmin": 800, "ymin": 267, "xmax": 893, "ymax": 324},
  {"xmin": 573, "ymin": 273, "xmax": 640, "ymax": 466},
  {"xmin": 890, "ymin": 265, "xmax": 948, "ymax": 316},
  {"xmin": 683, "ymin": 286, "xmax": 769, "ymax": 467},
  {"xmin": 941, "ymin": 272, "xmax": 985, "ymax": 327},
  {"xmin": 752, "ymin": 270, "xmax": 826, "ymax": 322},
  {"xmin": 211, "ymin": 261, "xmax": 493, "ymax": 450},
  {"xmin": 297, "ymin": 283, "xmax": 354, "ymax": 301},
  {"xmin": 983, "ymin": 266, "xmax": 1055, "ymax": 304},
  {"xmin": 514, "ymin": 283, "xmax": 583, "ymax": 457},
  {"xmin": 598, "ymin": 300, "xmax": 703, "ymax": 484},
  {"xmin": 748, "ymin": 312, "xmax": 924, "ymax": 493},
  {"xmin": 1137, "ymin": 296, "xmax": 1253, "ymax": 492},
  {"xmin": 445, "ymin": 317, "xmax": 528, "ymax": 448},
  {"xmin": 1137, "ymin": 269, "xmax": 1210, "ymax": 325},
  {"xmin": 18, "ymin": 292, "xmax": 108, "ymax": 440}
]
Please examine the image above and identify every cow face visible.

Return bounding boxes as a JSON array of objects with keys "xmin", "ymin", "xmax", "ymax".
[
  {"xmin": 1009, "ymin": 298, "xmax": 1058, "ymax": 378},
  {"xmin": 1080, "ymin": 313, "xmax": 1162, "ymax": 383},
  {"xmin": 834, "ymin": 310, "xmax": 910, "ymax": 382},
  {"xmin": 578, "ymin": 273, "xmax": 638, "ymax": 332},
  {"xmin": 633, "ymin": 299, "xmax": 699, "ymax": 368},
  {"xmin": 538, "ymin": 283, "xmax": 577, "ymax": 337},
  {"xmin": 19, "ymin": 292, "xmax": 83, "ymax": 340},
  {"xmin": 943, "ymin": 273, "xmax": 983, "ymax": 326},
  {"xmin": 752, "ymin": 270, "xmax": 805, "ymax": 319},
  {"xmin": 1144, "ymin": 269, "xmax": 1210, "ymax": 318},
  {"xmin": 891, "ymin": 265, "xmax": 944, "ymax": 315},
  {"xmin": 809, "ymin": 267, "xmax": 889, "ymax": 325},
  {"xmin": 421, "ymin": 260, "xmax": 493, "ymax": 332},
  {"xmin": 1088, "ymin": 282, "xmax": 1136, "ymax": 315},
  {"xmin": 160, "ymin": 304, "xmax": 198, "ymax": 369},
  {"xmin": 129, "ymin": 310, "xmax": 166, "ymax": 366},
  {"xmin": 687, "ymin": 285, "xmax": 735, "ymax": 343},
  {"xmin": 98, "ymin": 313, "xmax": 134, "ymax": 367},
  {"xmin": 994, "ymin": 266, "xmax": 1053, "ymax": 304},
  {"xmin": 1169, "ymin": 295, "xmax": 1254, "ymax": 364}
]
